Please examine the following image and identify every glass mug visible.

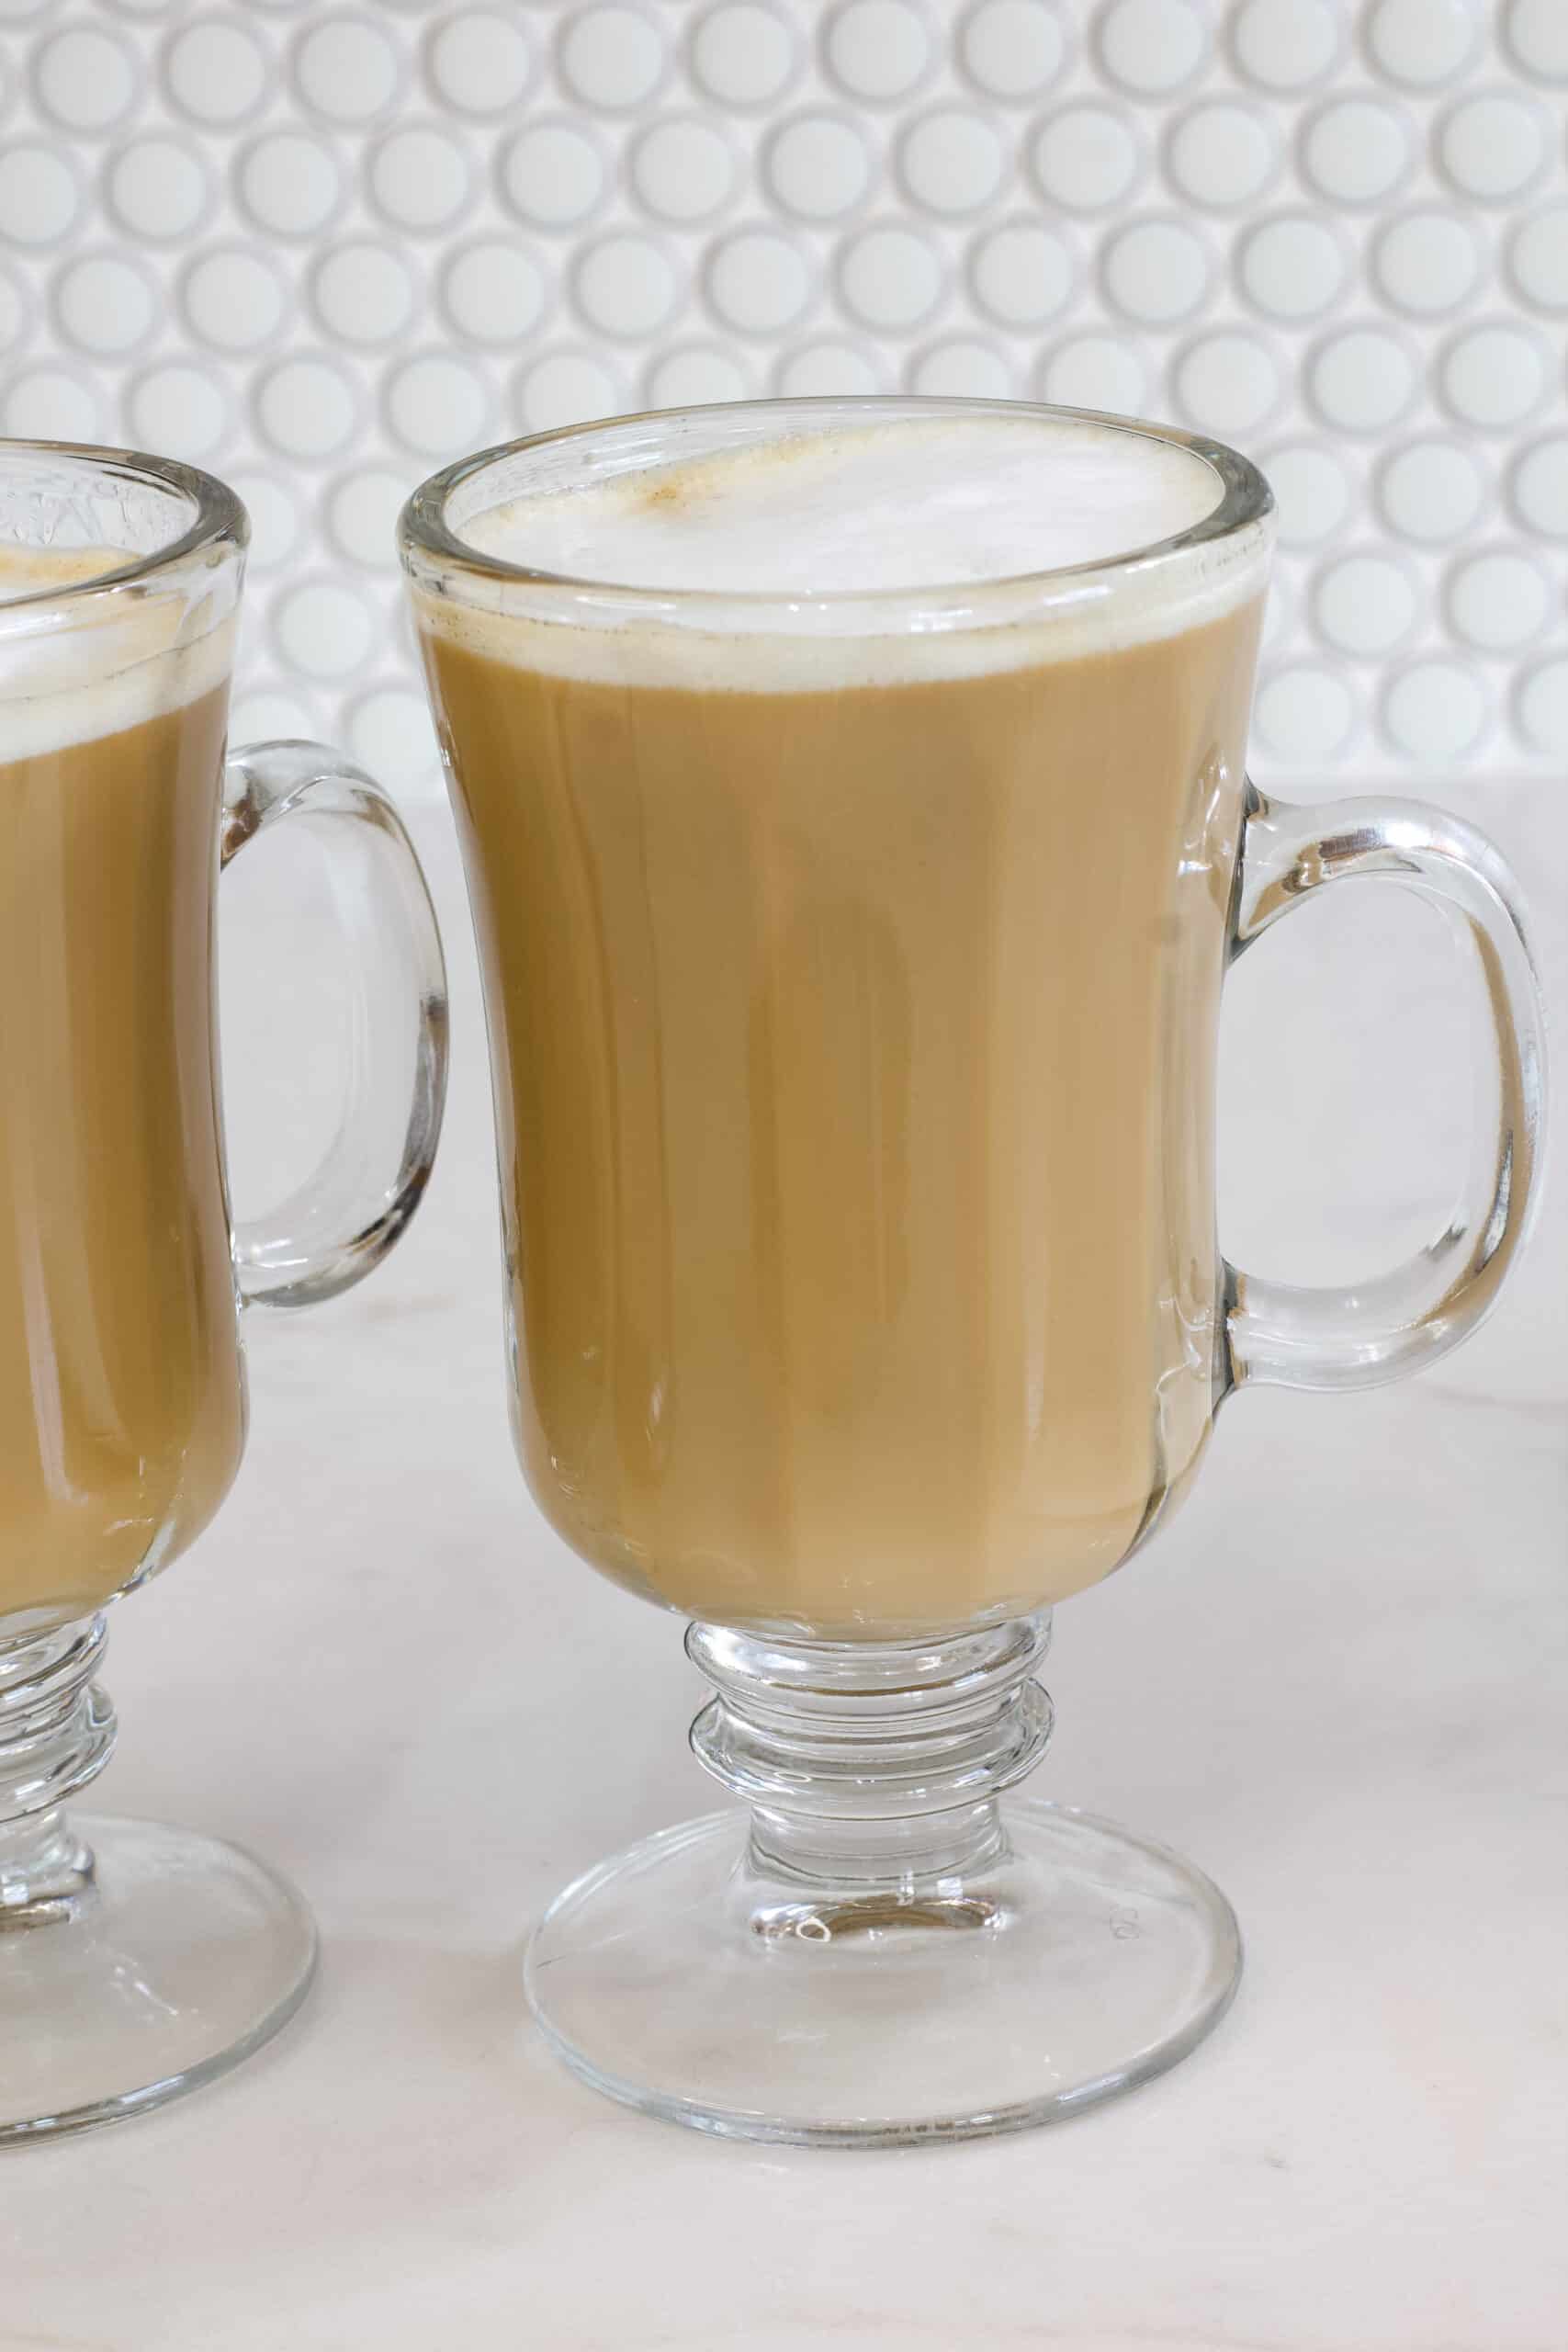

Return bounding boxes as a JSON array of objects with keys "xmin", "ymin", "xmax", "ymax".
[
  {"xmin": 0, "ymin": 444, "xmax": 447, "ymax": 2140},
  {"xmin": 402, "ymin": 399, "xmax": 1544, "ymax": 2146}
]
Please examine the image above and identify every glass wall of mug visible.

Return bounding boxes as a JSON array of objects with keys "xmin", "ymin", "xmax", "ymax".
[
  {"xmin": 403, "ymin": 398, "xmax": 1543, "ymax": 2146},
  {"xmin": 0, "ymin": 443, "xmax": 447, "ymax": 2141}
]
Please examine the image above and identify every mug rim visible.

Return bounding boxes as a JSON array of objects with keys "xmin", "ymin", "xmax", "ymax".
[
  {"xmin": 398, "ymin": 395, "xmax": 1274, "ymax": 627},
  {"xmin": 0, "ymin": 440, "xmax": 247, "ymax": 622}
]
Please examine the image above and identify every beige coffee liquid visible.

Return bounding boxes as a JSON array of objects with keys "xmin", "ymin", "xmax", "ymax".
[
  {"xmin": 417, "ymin": 417, "xmax": 1268, "ymax": 1634},
  {"xmin": 0, "ymin": 546, "xmax": 242, "ymax": 1630}
]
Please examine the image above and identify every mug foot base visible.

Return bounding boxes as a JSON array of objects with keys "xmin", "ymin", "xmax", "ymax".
[
  {"xmin": 0, "ymin": 1815, "xmax": 317, "ymax": 2143},
  {"xmin": 525, "ymin": 1799, "xmax": 1241, "ymax": 2147}
]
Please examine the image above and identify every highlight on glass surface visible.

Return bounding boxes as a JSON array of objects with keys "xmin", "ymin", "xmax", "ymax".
[
  {"xmin": 0, "ymin": 442, "xmax": 448, "ymax": 2142},
  {"xmin": 402, "ymin": 397, "xmax": 1544, "ymax": 2146}
]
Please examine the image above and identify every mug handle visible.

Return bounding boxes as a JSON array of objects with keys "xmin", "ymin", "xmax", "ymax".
[
  {"xmin": 220, "ymin": 740, "xmax": 449, "ymax": 1309},
  {"xmin": 1223, "ymin": 781, "xmax": 1546, "ymax": 1393}
]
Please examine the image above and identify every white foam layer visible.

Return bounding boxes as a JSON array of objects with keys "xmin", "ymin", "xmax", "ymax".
[
  {"xmin": 0, "ymin": 544, "xmax": 232, "ymax": 762},
  {"xmin": 469, "ymin": 418, "xmax": 1224, "ymax": 593},
  {"xmin": 419, "ymin": 417, "xmax": 1269, "ymax": 690}
]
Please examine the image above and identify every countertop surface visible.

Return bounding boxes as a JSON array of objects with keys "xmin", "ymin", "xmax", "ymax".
[{"xmin": 6, "ymin": 780, "xmax": 1564, "ymax": 2352}]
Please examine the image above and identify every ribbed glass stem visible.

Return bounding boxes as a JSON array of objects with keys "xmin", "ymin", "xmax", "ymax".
[
  {"xmin": 0, "ymin": 1614, "xmax": 116, "ymax": 1925},
  {"xmin": 687, "ymin": 1611, "xmax": 1054, "ymax": 1894}
]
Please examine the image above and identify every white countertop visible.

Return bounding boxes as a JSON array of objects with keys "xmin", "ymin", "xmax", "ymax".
[{"xmin": 6, "ymin": 778, "xmax": 1564, "ymax": 2352}]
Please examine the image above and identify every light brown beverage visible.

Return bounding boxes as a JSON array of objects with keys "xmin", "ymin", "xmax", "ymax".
[
  {"xmin": 415, "ymin": 415, "xmax": 1269, "ymax": 1634},
  {"xmin": 0, "ymin": 548, "xmax": 243, "ymax": 1628}
]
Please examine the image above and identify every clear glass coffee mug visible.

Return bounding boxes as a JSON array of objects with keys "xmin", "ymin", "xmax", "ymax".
[
  {"xmin": 402, "ymin": 398, "xmax": 1544, "ymax": 2147},
  {"xmin": 0, "ymin": 444, "xmax": 447, "ymax": 2140}
]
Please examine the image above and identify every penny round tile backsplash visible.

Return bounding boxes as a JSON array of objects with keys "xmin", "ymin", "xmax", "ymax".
[{"xmin": 1, "ymin": 0, "xmax": 1563, "ymax": 791}]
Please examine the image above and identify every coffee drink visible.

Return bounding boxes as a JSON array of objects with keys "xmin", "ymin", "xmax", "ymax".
[
  {"xmin": 0, "ymin": 546, "xmax": 242, "ymax": 1626},
  {"xmin": 415, "ymin": 414, "xmax": 1268, "ymax": 1634}
]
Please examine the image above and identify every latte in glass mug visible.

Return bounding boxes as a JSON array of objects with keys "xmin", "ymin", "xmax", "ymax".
[{"xmin": 414, "ymin": 413, "xmax": 1265, "ymax": 1635}]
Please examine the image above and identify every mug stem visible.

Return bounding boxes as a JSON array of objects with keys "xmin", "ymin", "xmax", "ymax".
[
  {"xmin": 687, "ymin": 1613, "xmax": 1053, "ymax": 1905},
  {"xmin": 0, "ymin": 1616, "xmax": 114, "ymax": 1925}
]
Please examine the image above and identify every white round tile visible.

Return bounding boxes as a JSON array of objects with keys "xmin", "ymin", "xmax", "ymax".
[
  {"xmin": 235, "ymin": 131, "xmax": 344, "ymax": 240},
  {"xmin": 163, "ymin": 16, "xmax": 270, "ymax": 128},
  {"xmin": 1506, "ymin": 206, "xmax": 1568, "ymax": 313},
  {"xmin": 32, "ymin": 25, "xmax": 140, "ymax": 133},
  {"xmin": 630, "ymin": 118, "xmax": 738, "ymax": 224},
  {"xmin": 128, "ymin": 358, "xmax": 231, "ymax": 460},
  {"xmin": 0, "ymin": 258, "xmax": 30, "ymax": 352},
  {"xmin": 1370, "ymin": 209, "xmax": 1483, "ymax": 317},
  {"xmin": 1173, "ymin": 330, "xmax": 1281, "ymax": 436},
  {"xmin": 1515, "ymin": 659, "xmax": 1568, "ymax": 757},
  {"xmin": 53, "ymin": 250, "xmax": 156, "ymax": 356},
  {"xmin": 515, "ymin": 348, "xmax": 624, "ymax": 432},
  {"xmin": 1504, "ymin": 0, "xmax": 1568, "ymax": 82},
  {"xmin": 839, "ymin": 221, "xmax": 946, "ymax": 330},
  {"xmin": 1445, "ymin": 549, "xmax": 1552, "ymax": 651},
  {"xmin": 1263, "ymin": 442, "xmax": 1354, "ymax": 547},
  {"xmin": 1101, "ymin": 216, "xmax": 1211, "ymax": 324},
  {"xmin": 106, "ymin": 135, "xmax": 209, "ymax": 243},
  {"xmin": 1364, "ymin": 0, "xmax": 1477, "ymax": 87},
  {"xmin": 765, "ymin": 112, "xmax": 874, "ymax": 220},
  {"xmin": 3, "ymin": 361, "xmax": 101, "ymax": 442},
  {"xmin": 1377, "ymin": 438, "xmax": 1488, "ymax": 545},
  {"xmin": 573, "ymin": 233, "xmax": 682, "ymax": 340},
  {"xmin": 0, "ymin": 142, "xmax": 80, "ymax": 247},
  {"xmin": 908, "ymin": 334, "xmax": 1015, "ymax": 397},
  {"xmin": 1307, "ymin": 325, "xmax": 1417, "ymax": 434},
  {"xmin": 1300, "ymin": 95, "xmax": 1412, "ymax": 207},
  {"xmin": 254, "ymin": 353, "xmax": 361, "ymax": 460},
  {"xmin": 423, "ymin": 9, "xmax": 531, "ymax": 119},
  {"xmin": 326, "ymin": 467, "xmax": 409, "ymax": 568},
  {"xmin": 824, "ymin": 0, "xmax": 932, "ymax": 103},
  {"xmin": 645, "ymin": 345, "xmax": 752, "ymax": 407},
  {"xmin": 1255, "ymin": 662, "xmax": 1359, "ymax": 763},
  {"xmin": 970, "ymin": 218, "xmax": 1074, "ymax": 327},
  {"xmin": 180, "ymin": 244, "xmax": 290, "ymax": 354},
  {"xmin": 1031, "ymin": 102, "xmax": 1141, "ymax": 212},
  {"xmin": 1312, "ymin": 551, "xmax": 1419, "ymax": 656},
  {"xmin": 898, "ymin": 106, "xmax": 1006, "ymax": 215},
  {"xmin": 689, "ymin": 1, "xmax": 799, "ymax": 107},
  {"xmin": 558, "ymin": 3, "xmax": 666, "ymax": 111},
  {"xmin": 1038, "ymin": 330, "xmax": 1147, "ymax": 414},
  {"xmin": 501, "ymin": 120, "xmax": 606, "ymax": 231},
  {"xmin": 706, "ymin": 226, "xmax": 814, "ymax": 334},
  {"xmin": 1230, "ymin": 0, "xmax": 1339, "ymax": 91},
  {"xmin": 773, "ymin": 337, "xmax": 885, "ymax": 395},
  {"xmin": 441, "ymin": 239, "xmax": 548, "ymax": 346},
  {"xmin": 272, "ymin": 578, "xmax": 377, "ymax": 681},
  {"xmin": 347, "ymin": 686, "xmax": 437, "ymax": 793},
  {"xmin": 310, "ymin": 241, "xmax": 420, "ymax": 348},
  {"xmin": 1095, "ymin": 0, "xmax": 1209, "ymax": 96},
  {"xmin": 230, "ymin": 686, "xmax": 318, "ymax": 746},
  {"xmin": 384, "ymin": 351, "xmax": 492, "ymax": 459},
  {"xmin": 959, "ymin": 0, "xmax": 1066, "ymax": 101},
  {"xmin": 1438, "ymin": 322, "xmax": 1550, "ymax": 432},
  {"xmin": 1382, "ymin": 660, "xmax": 1488, "ymax": 763},
  {"xmin": 1236, "ymin": 214, "xmax": 1349, "ymax": 322},
  {"xmin": 367, "ymin": 125, "xmax": 474, "ymax": 235},
  {"xmin": 1436, "ymin": 92, "xmax": 1549, "ymax": 203},
  {"xmin": 293, "ymin": 13, "xmax": 404, "ymax": 125},
  {"xmin": 1509, "ymin": 435, "xmax": 1568, "ymax": 538},
  {"xmin": 1164, "ymin": 100, "xmax": 1278, "ymax": 209},
  {"xmin": 227, "ymin": 470, "xmax": 300, "ymax": 570}
]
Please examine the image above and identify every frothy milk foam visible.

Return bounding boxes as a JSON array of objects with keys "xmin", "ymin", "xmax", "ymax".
[
  {"xmin": 428, "ymin": 417, "xmax": 1262, "ymax": 689},
  {"xmin": 0, "ymin": 543, "xmax": 231, "ymax": 760}
]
